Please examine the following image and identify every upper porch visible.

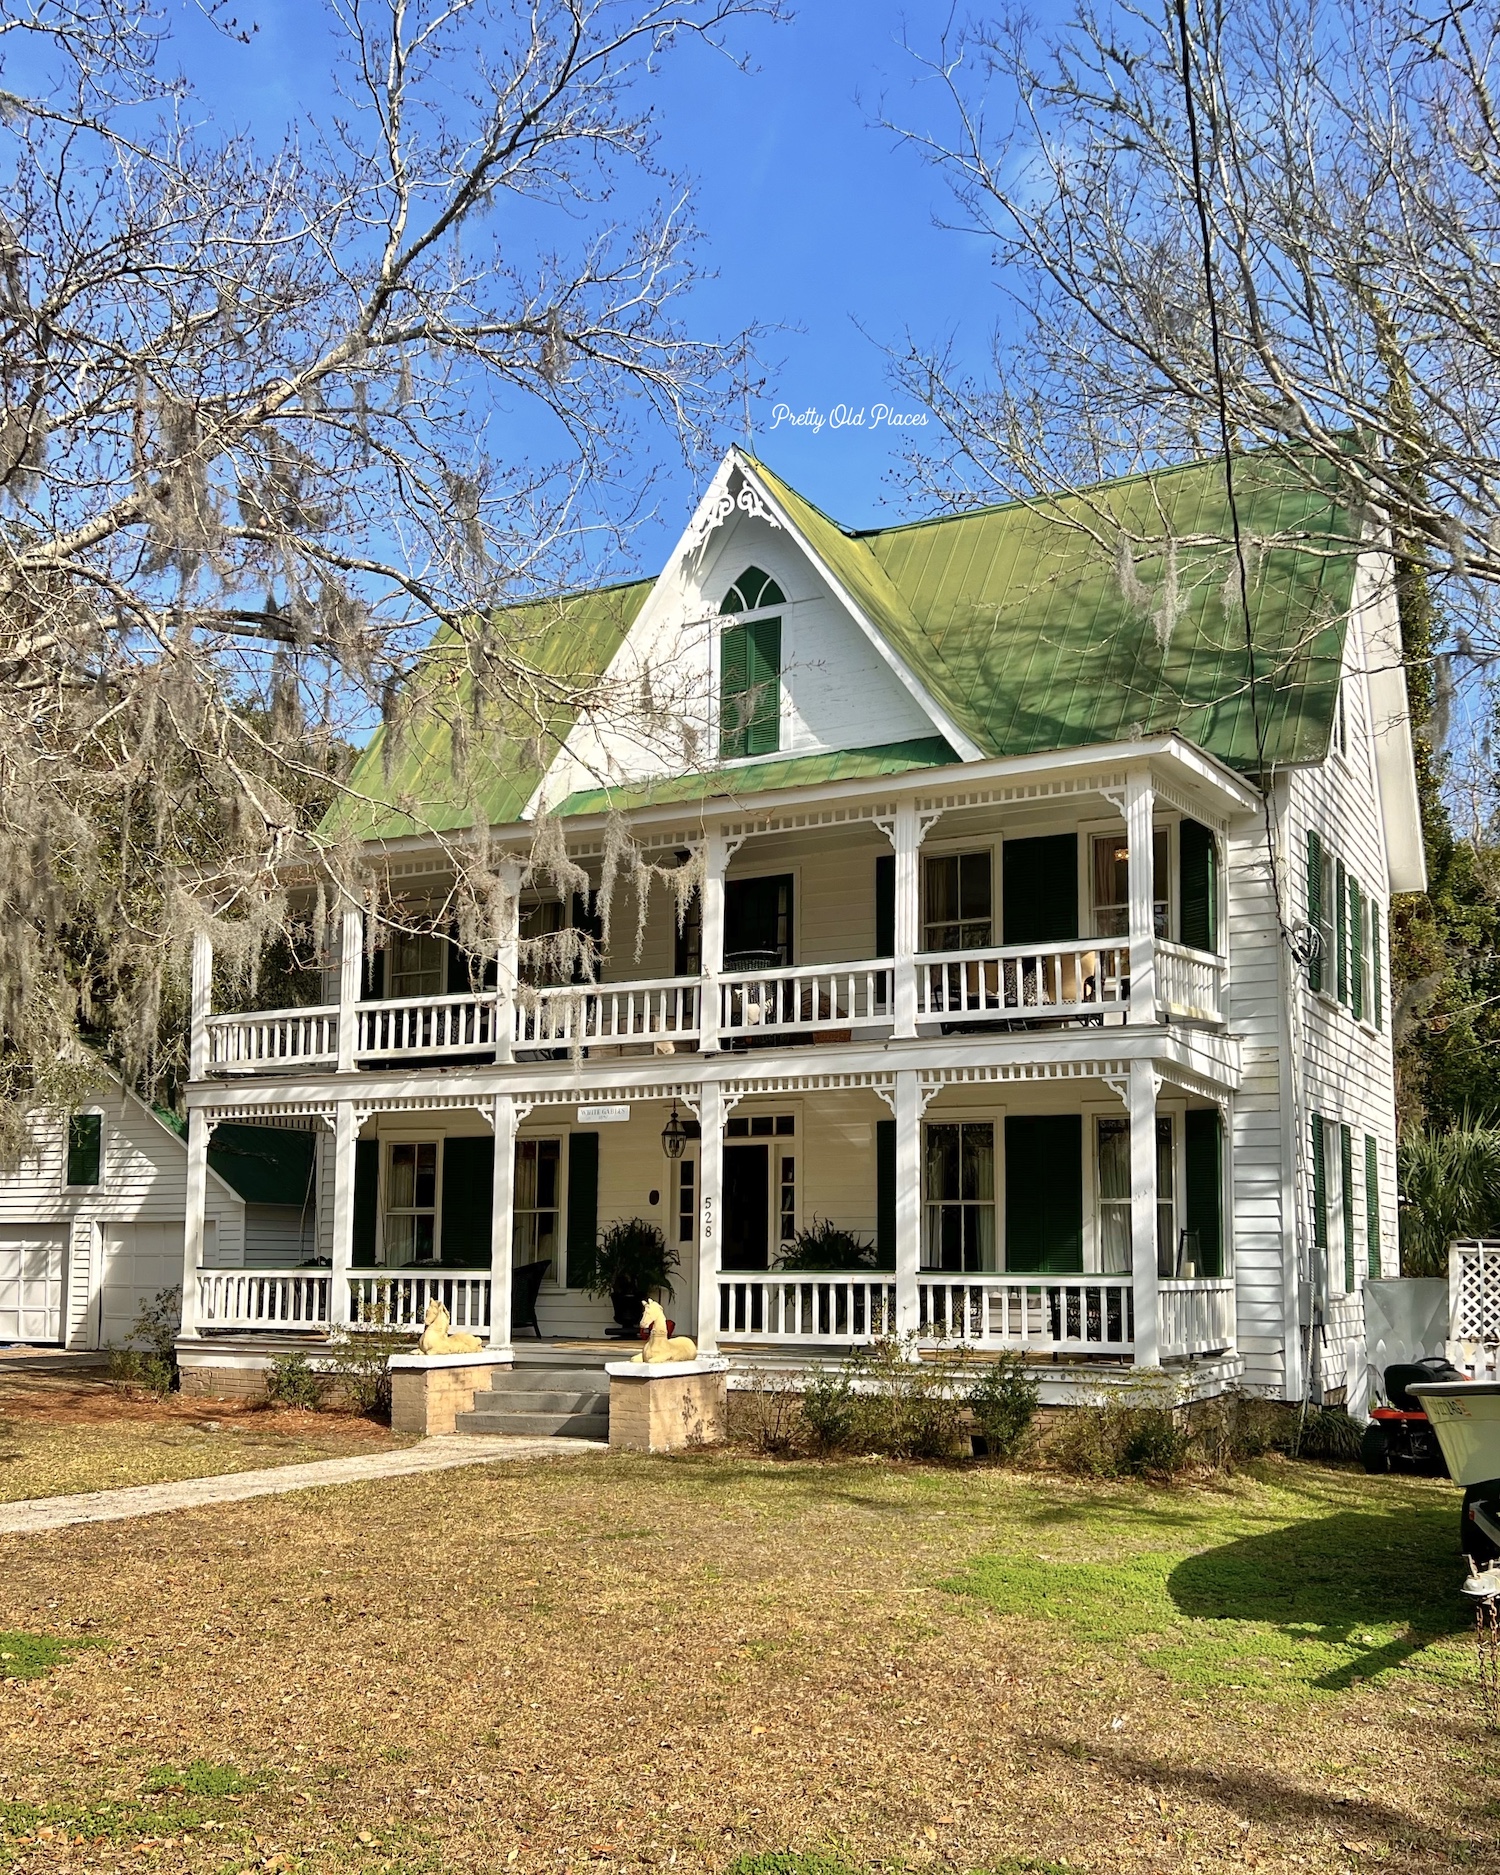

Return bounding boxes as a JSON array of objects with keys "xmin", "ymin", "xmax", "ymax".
[{"xmin": 191, "ymin": 741, "xmax": 1260, "ymax": 1085}]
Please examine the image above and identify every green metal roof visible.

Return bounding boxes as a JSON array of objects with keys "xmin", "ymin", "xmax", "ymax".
[
  {"xmin": 209, "ymin": 1123, "xmax": 316, "ymax": 1207},
  {"xmin": 554, "ymin": 736, "xmax": 960, "ymax": 818},
  {"xmin": 323, "ymin": 451, "xmax": 1358, "ymax": 842}
]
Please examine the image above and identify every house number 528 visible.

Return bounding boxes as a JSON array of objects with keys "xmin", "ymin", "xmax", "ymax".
[{"xmin": 702, "ymin": 1194, "xmax": 714, "ymax": 1242}]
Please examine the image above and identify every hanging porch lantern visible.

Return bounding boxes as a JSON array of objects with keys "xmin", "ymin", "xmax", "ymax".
[{"xmin": 661, "ymin": 1100, "xmax": 688, "ymax": 1161}]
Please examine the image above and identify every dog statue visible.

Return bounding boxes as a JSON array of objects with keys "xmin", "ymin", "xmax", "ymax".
[
  {"xmin": 631, "ymin": 1297, "xmax": 697, "ymax": 1364},
  {"xmin": 418, "ymin": 1300, "xmax": 485, "ymax": 1356}
]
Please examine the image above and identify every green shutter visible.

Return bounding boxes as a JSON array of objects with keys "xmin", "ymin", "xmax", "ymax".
[
  {"xmin": 565, "ymin": 1132, "xmax": 599, "ymax": 1287},
  {"xmin": 876, "ymin": 1119, "xmax": 896, "ymax": 1269},
  {"xmin": 440, "ymin": 1136, "xmax": 494, "ymax": 1265},
  {"xmin": 1004, "ymin": 1115, "xmax": 1083, "ymax": 1272},
  {"xmin": 1335, "ymin": 857, "xmax": 1348, "ymax": 1003},
  {"xmin": 1179, "ymin": 819, "xmax": 1218, "ymax": 952},
  {"xmin": 719, "ymin": 623, "xmax": 750, "ymax": 760},
  {"xmin": 353, "ymin": 1138, "xmax": 379, "ymax": 1266},
  {"xmin": 1365, "ymin": 1133, "xmax": 1381, "ymax": 1277},
  {"xmin": 1341, "ymin": 1124, "xmax": 1355, "ymax": 1291},
  {"xmin": 1372, "ymin": 901, "xmax": 1383, "ymax": 1029},
  {"xmin": 1306, "ymin": 830, "xmax": 1323, "ymax": 991},
  {"xmin": 1311, "ymin": 1113, "xmax": 1327, "ymax": 1251},
  {"xmin": 1001, "ymin": 834, "xmax": 1079, "ymax": 945},
  {"xmin": 1349, "ymin": 880, "xmax": 1364, "ymax": 1021},
  {"xmin": 1184, "ymin": 1109, "xmax": 1223, "ymax": 1279},
  {"xmin": 745, "ymin": 616, "xmax": 781, "ymax": 757},
  {"xmin": 875, "ymin": 854, "xmax": 895, "ymax": 958},
  {"xmin": 66, "ymin": 1113, "xmax": 101, "ymax": 1186}
]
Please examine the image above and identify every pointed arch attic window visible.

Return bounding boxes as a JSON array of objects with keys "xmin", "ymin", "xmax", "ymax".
[{"xmin": 719, "ymin": 566, "xmax": 785, "ymax": 760}]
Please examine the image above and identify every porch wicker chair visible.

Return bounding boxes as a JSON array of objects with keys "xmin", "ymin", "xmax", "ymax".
[{"xmin": 511, "ymin": 1258, "xmax": 551, "ymax": 1340}]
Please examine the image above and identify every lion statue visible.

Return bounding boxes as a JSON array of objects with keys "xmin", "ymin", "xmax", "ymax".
[
  {"xmin": 630, "ymin": 1297, "xmax": 697, "ymax": 1364},
  {"xmin": 418, "ymin": 1300, "xmax": 485, "ymax": 1356}
]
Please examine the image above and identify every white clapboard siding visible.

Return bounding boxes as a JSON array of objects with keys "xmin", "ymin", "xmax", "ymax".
[{"xmin": 0, "ymin": 1087, "xmax": 243, "ymax": 1348}]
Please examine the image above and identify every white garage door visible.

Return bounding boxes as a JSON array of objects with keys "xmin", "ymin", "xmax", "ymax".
[
  {"xmin": 99, "ymin": 1222, "xmax": 191, "ymax": 1350},
  {"xmin": 0, "ymin": 1228, "xmax": 66, "ymax": 1344}
]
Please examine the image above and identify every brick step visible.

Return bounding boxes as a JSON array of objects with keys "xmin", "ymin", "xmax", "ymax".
[{"xmin": 456, "ymin": 1407, "xmax": 609, "ymax": 1439}]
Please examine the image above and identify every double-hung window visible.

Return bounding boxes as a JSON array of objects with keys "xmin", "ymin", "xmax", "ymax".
[
  {"xmin": 922, "ymin": 1121, "xmax": 997, "ymax": 1271},
  {"xmin": 719, "ymin": 566, "xmax": 784, "ymax": 760},
  {"xmin": 514, "ymin": 1139, "xmax": 562, "ymax": 1268},
  {"xmin": 384, "ymin": 1142, "xmax": 438, "ymax": 1263},
  {"xmin": 1090, "ymin": 829, "xmax": 1170, "ymax": 939},
  {"xmin": 922, "ymin": 851, "xmax": 993, "ymax": 951}
]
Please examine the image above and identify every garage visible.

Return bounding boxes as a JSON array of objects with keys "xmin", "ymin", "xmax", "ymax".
[
  {"xmin": 98, "ymin": 1221, "xmax": 193, "ymax": 1350},
  {"xmin": 0, "ymin": 1227, "xmax": 67, "ymax": 1344}
]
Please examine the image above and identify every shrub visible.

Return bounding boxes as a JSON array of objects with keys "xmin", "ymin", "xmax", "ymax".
[
  {"xmin": 967, "ymin": 1353, "xmax": 1039, "ymax": 1460},
  {"xmin": 798, "ymin": 1368, "xmax": 858, "ymax": 1454},
  {"xmin": 1048, "ymin": 1377, "xmax": 1193, "ymax": 1480},
  {"xmin": 106, "ymin": 1285, "xmax": 182, "ymax": 1397},
  {"xmin": 1186, "ymin": 1385, "xmax": 1290, "ymax": 1469},
  {"xmin": 1294, "ymin": 1405, "xmax": 1364, "ymax": 1462},
  {"xmin": 321, "ymin": 1317, "xmax": 410, "ymax": 1417},
  {"xmin": 841, "ymin": 1336, "xmax": 966, "ymax": 1460},
  {"xmin": 265, "ymin": 1352, "xmax": 325, "ymax": 1411},
  {"xmin": 735, "ymin": 1370, "xmax": 805, "ymax": 1455}
]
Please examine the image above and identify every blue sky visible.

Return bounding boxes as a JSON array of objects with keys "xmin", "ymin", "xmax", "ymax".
[{"xmin": 164, "ymin": 0, "xmax": 1007, "ymax": 568}]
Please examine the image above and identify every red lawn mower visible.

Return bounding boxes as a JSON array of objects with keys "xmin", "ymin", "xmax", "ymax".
[{"xmin": 1360, "ymin": 1355, "xmax": 1469, "ymax": 1476}]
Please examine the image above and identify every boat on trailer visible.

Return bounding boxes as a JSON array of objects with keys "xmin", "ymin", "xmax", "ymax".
[{"xmin": 1408, "ymin": 1381, "xmax": 1500, "ymax": 1570}]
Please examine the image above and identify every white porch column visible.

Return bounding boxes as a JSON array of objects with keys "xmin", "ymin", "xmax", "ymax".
[
  {"xmin": 1125, "ymin": 768, "xmax": 1157, "ymax": 1024},
  {"xmin": 336, "ymin": 905, "xmax": 364, "ymax": 1074},
  {"xmin": 188, "ymin": 931, "xmax": 213, "ymax": 1082},
  {"xmin": 893, "ymin": 801, "xmax": 922, "ymax": 1039},
  {"xmin": 329, "ymin": 1099, "xmax": 359, "ymax": 1328},
  {"xmin": 178, "ymin": 1107, "xmax": 209, "ymax": 1340},
  {"xmin": 894, "ymin": 1069, "xmax": 923, "ymax": 1338},
  {"xmin": 696, "ymin": 1083, "xmax": 724, "ymax": 1351},
  {"xmin": 698, "ymin": 833, "xmax": 728, "ymax": 1053},
  {"xmin": 494, "ymin": 860, "xmax": 521, "ymax": 1065},
  {"xmin": 488, "ymin": 1094, "xmax": 518, "ymax": 1350},
  {"xmin": 1129, "ymin": 1060, "xmax": 1161, "ymax": 1369}
]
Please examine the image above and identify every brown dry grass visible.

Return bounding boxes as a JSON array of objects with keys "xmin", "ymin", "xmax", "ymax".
[
  {"xmin": 0, "ymin": 1450, "xmax": 1493, "ymax": 1875},
  {"xmin": 0, "ymin": 1369, "xmax": 413, "ymax": 1502}
]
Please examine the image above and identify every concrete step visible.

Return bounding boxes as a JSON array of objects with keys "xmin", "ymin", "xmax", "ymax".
[
  {"xmin": 456, "ymin": 1407, "xmax": 609, "ymax": 1440},
  {"xmin": 470, "ymin": 1387, "xmax": 607, "ymax": 1416},
  {"xmin": 487, "ymin": 1366, "xmax": 610, "ymax": 1393}
]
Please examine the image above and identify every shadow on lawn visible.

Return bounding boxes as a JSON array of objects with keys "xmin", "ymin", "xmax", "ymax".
[{"xmin": 1168, "ymin": 1504, "xmax": 1468, "ymax": 1688}]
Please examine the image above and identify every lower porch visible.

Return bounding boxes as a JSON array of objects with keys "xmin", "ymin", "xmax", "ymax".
[{"xmin": 182, "ymin": 1060, "xmax": 1239, "ymax": 1377}]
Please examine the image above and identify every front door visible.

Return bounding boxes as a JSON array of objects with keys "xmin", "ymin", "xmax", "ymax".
[{"xmin": 723, "ymin": 1144, "xmax": 770, "ymax": 1270}]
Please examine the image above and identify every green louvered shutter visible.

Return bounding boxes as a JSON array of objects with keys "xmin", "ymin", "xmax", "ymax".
[
  {"xmin": 1372, "ymin": 902, "xmax": 1383, "ymax": 1029},
  {"xmin": 1001, "ymin": 834, "xmax": 1079, "ymax": 945},
  {"xmin": 875, "ymin": 854, "xmax": 895, "ymax": 958},
  {"xmin": 745, "ymin": 616, "xmax": 781, "ymax": 757},
  {"xmin": 565, "ymin": 1132, "xmax": 599, "ymax": 1287},
  {"xmin": 1184, "ymin": 1109, "xmax": 1224, "ymax": 1278},
  {"xmin": 719, "ymin": 623, "xmax": 751, "ymax": 760},
  {"xmin": 1179, "ymin": 820, "xmax": 1218, "ymax": 952},
  {"xmin": 1311, "ymin": 1114, "xmax": 1327, "ymax": 1254},
  {"xmin": 1350, "ymin": 880, "xmax": 1364, "ymax": 1022},
  {"xmin": 1335, "ymin": 857, "xmax": 1348, "ymax": 1003},
  {"xmin": 1306, "ymin": 831, "xmax": 1323, "ymax": 991},
  {"xmin": 353, "ymin": 1138, "xmax": 379, "ymax": 1266},
  {"xmin": 1365, "ymin": 1133, "xmax": 1381, "ymax": 1277},
  {"xmin": 66, "ymin": 1112, "xmax": 102, "ymax": 1186},
  {"xmin": 876, "ymin": 1119, "xmax": 896, "ymax": 1269},
  {"xmin": 1341, "ymin": 1124, "xmax": 1355, "ymax": 1291},
  {"xmin": 1004, "ymin": 1115, "xmax": 1083, "ymax": 1273},
  {"xmin": 441, "ymin": 1137, "xmax": 494, "ymax": 1264}
]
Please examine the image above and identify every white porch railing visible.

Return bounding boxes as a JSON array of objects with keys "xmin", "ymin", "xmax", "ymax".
[
  {"xmin": 357, "ymin": 993, "xmax": 500, "ymax": 1060},
  {"xmin": 197, "ymin": 1269, "xmax": 332, "ymax": 1329},
  {"xmin": 919, "ymin": 1276, "xmax": 1135, "ymax": 1353},
  {"xmin": 1155, "ymin": 942, "xmax": 1226, "ymax": 1024},
  {"xmin": 1156, "ymin": 1278, "xmax": 1236, "ymax": 1358},
  {"xmin": 718, "ymin": 963, "xmax": 894, "ymax": 1038},
  {"xmin": 205, "ymin": 1007, "xmax": 339, "ymax": 1069},
  {"xmin": 914, "ymin": 943, "xmax": 1129, "ymax": 1025},
  {"xmin": 516, "ymin": 977, "xmax": 700, "ymax": 1049},
  {"xmin": 718, "ymin": 1275, "xmax": 898, "ymax": 1342},
  {"xmin": 348, "ymin": 1271, "xmax": 492, "ymax": 1331}
]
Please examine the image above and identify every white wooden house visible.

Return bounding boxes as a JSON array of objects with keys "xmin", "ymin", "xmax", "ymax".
[
  {"xmin": 0, "ymin": 1079, "xmax": 247, "ymax": 1351},
  {"xmin": 174, "ymin": 447, "xmax": 1423, "ymax": 1407}
]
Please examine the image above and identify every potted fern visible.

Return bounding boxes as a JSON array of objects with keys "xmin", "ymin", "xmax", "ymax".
[{"xmin": 575, "ymin": 1218, "xmax": 679, "ymax": 1336}]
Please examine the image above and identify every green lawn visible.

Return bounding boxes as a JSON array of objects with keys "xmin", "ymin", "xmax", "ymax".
[{"xmin": 0, "ymin": 1452, "xmax": 1487, "ymax": 1875}]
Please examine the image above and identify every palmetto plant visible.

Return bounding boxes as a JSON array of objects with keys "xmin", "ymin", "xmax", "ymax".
[{"xmin": 1398, "ymin": 1123, "xmax": 1500, "ymax": 1276}]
